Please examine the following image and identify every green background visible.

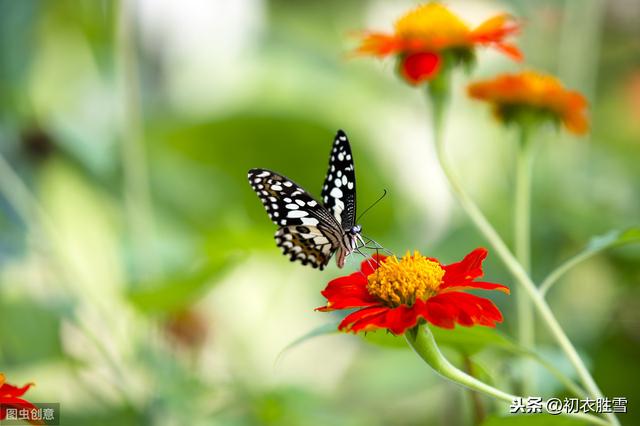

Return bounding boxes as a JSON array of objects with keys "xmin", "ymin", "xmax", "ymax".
[{"xmin": 0, "ymin": 1, "xmax": 638, "ymax": 425}]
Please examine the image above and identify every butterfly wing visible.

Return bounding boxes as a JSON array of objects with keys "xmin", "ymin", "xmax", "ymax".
[
  {"xmin": 275, "ymin": 226, "xmax": 335, "ymax": 270},
  {"xmin": 321, "ymin": 130, "xmax": 357, "ymax": 230},
  {"xmin": 248, "ymin": 168, "xmax": 344, "ymax": 269}
]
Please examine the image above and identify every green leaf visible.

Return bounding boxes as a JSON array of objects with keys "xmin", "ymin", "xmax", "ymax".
[
  {"xmin": 482, "ymin": 414, "xmax": 587, "ymax": 426},
  {"xmin": 585, "ymin": 227, "xmax": 640, "ymax": 251},
  {"xmin": 0, "ymin": 298, "xmax": 65, "ymax": 366},
  {"xmin": 360, "ymin": 329, "xmax": 408, "ymax": 349},
  {"xmin": 430, "ymin": 325, "xmax": 587, "ymax": 398},
  {"xmin": 126, "ymin": 255, "xmax": 235, "ymax": 315},
  {"xmin": 430, "ymin": 325, "xmax": 517, "ymax": 355},
  {"xmin": 276, "ymin": 321, "xmax": 340, "ymax": 363}
]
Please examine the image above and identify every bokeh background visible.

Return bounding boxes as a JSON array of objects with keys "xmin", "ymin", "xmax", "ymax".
[{"xmin": 1, "ymin": 0, "xmax": 638, "ymax": 425}]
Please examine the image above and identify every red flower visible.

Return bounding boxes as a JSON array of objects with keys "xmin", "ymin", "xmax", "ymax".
[
  {"xmin": 0, "ymin": 373, "xmax": 41, "ymax": 425},
  {"xmin": 317, "ymin": 249, "xmax": 509, "ymax": 335},
  {"xmin": 356, "ymin": 3, "xmax": 522, "ymax": 85}
]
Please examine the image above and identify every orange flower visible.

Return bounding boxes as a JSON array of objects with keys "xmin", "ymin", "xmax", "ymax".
[
  {"xmin": 356, "ymin": 3, "xmax": 521, "ymax": 84},
  {"xmin": 468, "ymin": 71, "xmax": 589, "ymax": 135},
  {"xmin": 0, "ymin": 373, "xmax": 41, "ymax": 425},
  {"xmin": 317, "ymin": 248, "xmax": 509, "ymax": 335}
]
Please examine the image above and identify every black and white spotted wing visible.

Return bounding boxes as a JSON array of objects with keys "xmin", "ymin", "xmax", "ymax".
[
  {"xmin": 248, "ymin": 168, "xmax": 347, "ymax": 270},
  {"xmin": 247, "ymin": 130, "xmax": 361, "ymax": 270},
  {"xmin": 321, "ymin": 130, "xmax": 357, "ymax": 230}
]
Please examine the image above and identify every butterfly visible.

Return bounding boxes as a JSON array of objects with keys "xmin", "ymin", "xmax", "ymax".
[{"xmin": 248, "ymin": 130, "xmax": 362, "ymax": 270}]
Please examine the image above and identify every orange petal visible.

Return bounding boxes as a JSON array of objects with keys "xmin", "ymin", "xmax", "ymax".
[{"xmin": 355, "ymin": 32, "xmax": 406, "ymax": 57}]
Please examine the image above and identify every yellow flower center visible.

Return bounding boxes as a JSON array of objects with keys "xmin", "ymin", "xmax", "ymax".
[
  {"xmin": 394, "ymin": 3, "xmax": 470, "ymax": 46},
  {"xmin": 367, "ymin": 251, "xmax": 445, "ymax": 307}
]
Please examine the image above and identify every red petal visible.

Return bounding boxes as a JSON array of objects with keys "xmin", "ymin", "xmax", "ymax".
[
  {"xmin": 440, "ymin": 280, "xmax": 510, "ymax": 294},
  {"xmin": 442, "ymin": 248, "xmax": 488, "ymax": 284},
  {"xmin": 0, "ymin": 382, "xmax": 33, "ymax": 398},
  {"xmin": 338, "ymin": 306, "xmax": 389, "ymax": 331},
  {"xmin": 0, "ymin": 397, "xmax": 42, "ymax": 424},
  {"xmin": 360, "ymin": 254, "xmax": 386, "ymax": 276},
  {"xmin": 317, "ymin": 271, "xmax": 378, "ymax": 311},
  {"xmin": 342, "ymin": 303, "xmax": 424, "ymax": 335},
  {"xmin": 426, "ymin": 292, "xmax": 503, "ymax": 328},
  {"xmin": 423, "ymin": 298, "xmax": 456, "ymax": 329},
  {"xmin": 400, "ymin": 52, "xmax": 441, "ymax": 85}
]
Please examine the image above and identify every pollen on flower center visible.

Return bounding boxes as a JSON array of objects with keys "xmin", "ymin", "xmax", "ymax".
[{"xmin": 367, "ymin": 251, "xmax": 445, "ymax": 307}]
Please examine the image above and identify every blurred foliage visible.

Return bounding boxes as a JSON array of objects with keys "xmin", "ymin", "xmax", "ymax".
[{"xmin": 0, "ymin": 0, "xmax": 638, "ymax": 425}]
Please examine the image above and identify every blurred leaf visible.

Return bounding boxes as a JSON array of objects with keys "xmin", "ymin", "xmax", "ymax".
[
  {"xmin": 586, "ymin": 227, "xmax": 640, "ymax": 251},
  {"xmin": 430, "ymin": 325, "xmax": 517, "ymax": 356},
  {"xmin": 277, "ymin": 321, "xmax": 339, "ymax": 363},
  {"xmin": 149, "ymin": 114, "xmax": 395, "ymax": 237},
  {"xmin": 466, "ymin": 358, "xmax": 496, "ymax": 388},
  {"xmin": 0, "ymin": 298, "xmax": 64, "ymax": 366},
  {"xmin": 541, "ymin": 226, "xmax": 640, "ymax": 295},
  {"xmin": 431, "ymin": 325, "xmax": 587, "ymax": 398},
  {"xmin": 360, "ymin": 329, "xmax": 408, "ymax": 349},
  {"xmin": 126, "ymin": 255, "xmax": 235, "ymax": 315},
  {"xmin": 481, "ymin": 414, "xmax": 587, "ymax": 426}
]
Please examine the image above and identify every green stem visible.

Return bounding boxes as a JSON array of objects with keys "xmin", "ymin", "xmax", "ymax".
[
  {"xmin": 405, "ymin": 326, "xmax": 609, "ymax": 426},
  {"xmin": 427, "ymin": 92, "xmax": 619, "ymax": 426},
  {"xmin": 406, "ymin": 326, "xmax": 516, "ymax": 404},
  {"xmin": 539, "ymin": 248, "xmax": 599, "ymax": 297},
  {"xmin": 463, "ymin": 355, "xmax": 486, "ymax": 425},
  {"xmin": 514, "ymin": 127, "xmax": 535, "ymax": 394}
]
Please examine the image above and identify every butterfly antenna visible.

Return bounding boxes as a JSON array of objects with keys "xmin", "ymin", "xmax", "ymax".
[
  {"xmin": 360, "ymin": 235, "xmax": 394, "ymax": 256},
  {"xmin": 355, "ymin": 189, "xmax": 388, "ymax": 224}
]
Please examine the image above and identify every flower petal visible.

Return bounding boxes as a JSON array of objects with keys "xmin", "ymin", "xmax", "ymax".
[
  {"xmin": 360, "ymin": 254, "xmax": 386, "ymax": 276},
  {"xmin": 440, "ymin": 280, "xmax": 510, "ymax": 295},
  {"xmin": 0, "ymin": 397, "xmax": 43, "ymax": 424},
  {"xmin": 317, "ymin": 272, "xmax": 378, "ymax": 311},
  {"xmin": 471, "ymin": 14, "xmax": 519, "ymax": 43},
  {"xmin": 400, "ymin": 52, "xmax": 441, "ymax": 85},
  {"xmin": 340, "ymin": 303, "xmax": 424, "ymax": 335},
  {"xmin": 441, "ymin": 247, "xmax": 488, "ymax": 285},
  {"xmin": 0, "ymin": 381, "xmax": 33, "ymax": 398},
  {"xmin": 356, "ymin": 32, "xmax": 406, "ymax": 57},
  {"xmin": 426, "ymin": 292, "xmax": 503, "ymax": 328},
  {"xmin": 338, "ymin": 306, "xmax": 390, "ymax": 332},
  {"xmin": 494, "ymin": 42, "xmax": 523, "ymax": 61}
]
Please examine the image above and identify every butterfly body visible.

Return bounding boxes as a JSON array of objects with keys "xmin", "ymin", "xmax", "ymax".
[{"xmin": 248, "ymin": 130, "xmax": 360, "ymax": 270}]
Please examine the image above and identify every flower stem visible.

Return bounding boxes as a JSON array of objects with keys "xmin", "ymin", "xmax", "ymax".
[
  {"xmin": 406, "ymin": 325, "xmax": 516, "ymax": 404},
  {"xmin": 427, "ymin": 91, "xmax": 619, "ymax": 426},
  {"xmin": 463, "ymin": 355, "xmax": 486, "ymax": 425},
  {"xmin": 514, "ymin": 127, "xmax": 535, "ymax": 394},
  {"xmin": 539, "ymin": 247, "xmax": 599, "ymax": 297},
  {"xmin": 405, "ymin": 325, "xmax": 610, "ymax": 426}
]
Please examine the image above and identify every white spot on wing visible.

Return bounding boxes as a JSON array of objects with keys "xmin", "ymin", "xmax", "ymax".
[
  {"xmin": 301, "ymin": 217, "xmax": 319, "ymax": 226},
  {"xmin": 330, "ymin": 187, "xmax": 343, "ymax": 198},
  {"xmin": 287, "ymin": 210, "xmax": 308, "ymax": 218},
  {"xmin": 313, "ymin": 236, "xmax": 329, "ymax": 245}
]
